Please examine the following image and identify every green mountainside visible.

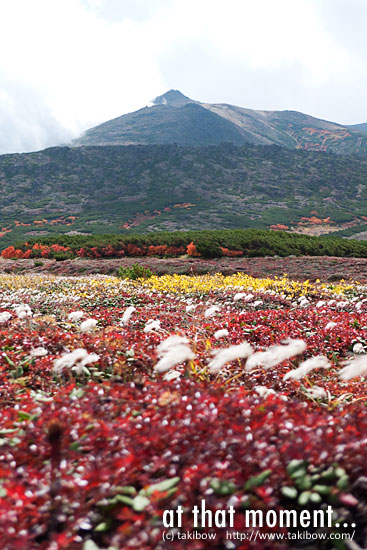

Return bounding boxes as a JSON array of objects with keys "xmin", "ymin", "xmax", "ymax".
[
  {"xmin": 348, "ymin": 122, "xmax": 367, "ymax": 134},
  {"xmin": 1, "ymin": 143, "xmax": 367, "ymax": 249},
  {"xmin": 73, "ymin": 90, "xmax": 367, "ymax": 155}
]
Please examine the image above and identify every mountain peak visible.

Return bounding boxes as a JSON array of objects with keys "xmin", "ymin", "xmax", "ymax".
[
  {"xmin": 73, "ymin": 91, "xmax": 367, "ymax": 154},
  {"xmin": 152, "ymin": 90, "xmax": 193, "ymax": 106}
]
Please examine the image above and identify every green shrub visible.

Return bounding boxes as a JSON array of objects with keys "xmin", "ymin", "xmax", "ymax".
[
  {"xmin": 54, "ymin": 252, "xmax": 73, "ymax": 261},
  {"xmin": 117, "ymin": 263, "xmax": 154, "ymax": 280}
]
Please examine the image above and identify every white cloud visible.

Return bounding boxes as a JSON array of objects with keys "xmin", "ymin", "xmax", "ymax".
[{"xmin": 0, "ymin": 0, "xmax": 166, "ymax": 153}]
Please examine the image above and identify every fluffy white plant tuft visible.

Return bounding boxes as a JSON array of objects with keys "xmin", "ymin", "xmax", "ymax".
[
  {"xmin": 0, "ymin": 311, "xmax": 12, "ymax": 323},
  {"xmin": 154, "ymin": 335, "xmax": 195, "ymax": 374},
  {"xmin": 119, "ymin": 306, "xmax": 136, "ymax": 326},
  {"xmin": 144, "ymin": 319, "xmax": 161, "ymax": 333},
  {"xmin": 207, "ymin": 342, "xmax": 253, "ymax": 374},
  {"xmin": 204, "ymin": 305, "xmax": 221, "ymax": 318},
  {"xmin": 306, "ymin": 386, "xmax": 327, "ymax": 399},
  {"xmin": 68, "ymin": 311, "xmax": 84, "ymax": 322},
  {"xmin": 245, "ymin": 339, "xmax": 306, "ymax": 371},
  {"xmin": 30, "ymin": 347, "xmax": 48, "ymax": 357},
  {"xmin": 353, "ymin": 343, "xmax": 365, "ymax": 354},
  {"xmin": 254, "ymin": 386, "xmax": 276, "ymax": 398},
  {"xmin": 339, "ymin": 356, "xmax": 367, "ymax": 380},
  {"xmin": 80, "ymin": 319, "xmax": 98, "ymax": 333},
  {"xmin": 283, "ymin": 355, "xmax": 330, "ymax": 381},
  {"xmin": 15, "ymin": 304, "xmax": 32, "ymax": 319},
  {"xmin": 53, "ymin": 348, "xmax": 100, "ymax": 374},
  {"xmin": 214, "ymin": 329, "xmax": 229, "ymax": 340}
]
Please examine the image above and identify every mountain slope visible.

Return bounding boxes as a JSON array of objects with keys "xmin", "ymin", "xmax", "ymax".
[
  {"xmin": 1, "ymin": 143, "xmax": 367, "ymax": 248},
  {"xmin": 73, "ymin": 90, "xmax": 367, "ymax": 154},
  {"xmin": 74, "ymin": 102, "xmax": 247, "ymax": 146},
  {"xmin": 348, "ymin": 122, "xmax": 367, "ymax": 134}
]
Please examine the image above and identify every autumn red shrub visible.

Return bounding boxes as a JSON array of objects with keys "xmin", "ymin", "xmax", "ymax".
[
  {"xmin": 1, "ymin": 246, "xmax": 16, "ymax": 258},
  {"xmin": 126, "ymin": 243, "xmax": 146, "ymax": 256},
  {"xmin": 220, "ymin": 246, "xmax": 243, "ymax": 257},
  {"xmin": 186, "ymin": 241, "xmax": 200, "ymax": 256}
]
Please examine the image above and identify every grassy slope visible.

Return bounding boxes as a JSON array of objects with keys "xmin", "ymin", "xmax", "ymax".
[{"xmin": 1, "ymin": 143, "xmax": 367, "ymax": 248}]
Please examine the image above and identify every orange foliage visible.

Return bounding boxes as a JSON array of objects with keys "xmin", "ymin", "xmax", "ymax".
[
  {"xmin": 270, "ymin": 224, "xmax": 289, "ymax": 231},
  {"xmin": 220, "ymin": 247, "xmax": 243, "ymax": 257},
  {"xmin": 186, "ymin": 242, "xmax": 200, "ymax": 257}
]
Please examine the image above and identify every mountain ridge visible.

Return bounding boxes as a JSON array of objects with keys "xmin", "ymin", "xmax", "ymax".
[{"xmin": 73, "ymin": 90, "xmax": 367, "ymax": 154}]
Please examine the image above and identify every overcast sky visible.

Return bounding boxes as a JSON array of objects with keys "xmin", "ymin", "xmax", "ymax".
[{"xmin": 0, "ymin": 0, "xmax": 366, "ymax": 154}]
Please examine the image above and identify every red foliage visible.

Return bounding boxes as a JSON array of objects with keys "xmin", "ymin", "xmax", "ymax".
[
  {"xmin": 147, "ymin": 245, "xmax": 168, "ymax": 256},
  {"xmin": 126, "ymin": 243, "xmax": 146, "ymax": 256},
  {"xmin": 0, "ymin": 281, "xmax": 367, "ymax": 547}
]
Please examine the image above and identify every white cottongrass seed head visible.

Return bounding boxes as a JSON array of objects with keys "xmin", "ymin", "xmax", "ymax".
[
  {"xmin": 53, "ymin": 348, "xmax": 100, "ymax": 374},
  {"xmin": 306, "ymin": 386, "xmax": 327, "ymax": 399},
  {"xmin": 120, "ymin": 306, "xmax": 136, "ymax": 326},
  {"xmin": 30, "ymin": 347, "xmax": 48, "ymax": 357},
  {"xmin": 254, "ymin": 386, "xmax": 276, "ymax": 398},
  {"xmin": 204, "ymin": 305, "xmax": 221, "ymax": 318},
  {"xmin": 79, "ymin": 319, "xmax": 98, "ymax": 333},
  {"xmin": 68, "ymin": 311, "xmax": 84, "ymax": 322},
  {"xmin": 15, "ymin": 304, "xmax": 32, "ymax": 319},
  {"xmin": 207, "ymin": 342, "xmax": 253, "ymax": 374},
  {"xmin": 339, "ymin": 356, "xmax": 367, "ymax": 380},
  {"xmin": 163, "ymin": 370, "xmax": 182, "ymax": 381},
  {"xmin": 0, "ymin": 311, "xmax": 12, "ymax": 323},
  {"xmin": 214, "ymin": 329, "xmax": 229, "ymax": 340},
  {"xmin": 154, "ymin": 344, "xmax": 195, "ymax": 374},
  {"xmin": 156, "ymin": 335, "xmax": 189, "ymax": 355},
  {"xmin": 353, "ymin": 342, "xmax": 365, "ymax": 354},
  {"xmin": 154, "ymin": 335, "xmax": 195, "ymax": 373},
  {"xmin": 283, "ymin": 355, "xmax": 330, "ymax": 381},
  {"xmin": 245, "ymin": 339, "xmax": 306, "ymax": 371},
  {"xmin": 144, "ymin": 319, "xmax": 161, "ymax": 333}
]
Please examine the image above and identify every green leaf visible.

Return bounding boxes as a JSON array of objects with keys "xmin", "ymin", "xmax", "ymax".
[
  {"xmin": 281, "ymin": 486, "xmax": 298, "ymax": 499},
  {"xmin": 0, "ymin": 429, "xmax": 17, "ymax": 435},
  {"xmin": 287, "ymin": 459, "xmax": 307, "ymax": 478},
  {"xmin": 83, "ymin": 541, "xmax": 100, "ymax": 550},
  {"xmin": 132, "ymin": 495, "xmax": 150, "ymax": 512},
  {"xmin": 336, "ymin": 475, "xmax": 349, "ymax": 490},
  {"xmin": 94, "ymin": 521, "xmax": 111, "ymax": 532},
  {"xmin": 298, "ymin": 491, "xmax": 312, "ymax": 506},
  {"xmin": 17, "ymin": 411, "xmax": 31, "ymax": 421},
  {"xmin": 4, "ymin": 354, "xmax": 16, "ymax": 368},
  {"xmin": 210, "ymin": 478, "xmax": 237, "ymax": 496},
  {"xmin": 244, "ymin": 469, "xmax": 272, "ymax": 490},
  {"xmin": 145, "ymin": 477, "xmax": 180, "ymax": 496},
  {"xmin": 295, "ymin": 475, "xmax": 312, "ymax": 490},
  {"xmin": 70, "ymin": 388, "xmax": 85, "ymax": 399},
  {"xmin": 15, "ymin": 366, "xmax": 24, "ymax": 378},
  {"xmin": 114, "ymin": 495, "xmax": 134, "ymax": 506},
  {"xmin": 320, "ymin": 467, "xmax": 336, "ymax": 482},
  {"xmin": 313, "ymin": 484, "xmax": 331, "ymax": 495},
  {"xmin": 115, "ymin": 486, "xmax": 137, "ymax": 496},
  {"xmin": 310, "ymin": 492, "xmax": 322, "ymax": 503}
]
